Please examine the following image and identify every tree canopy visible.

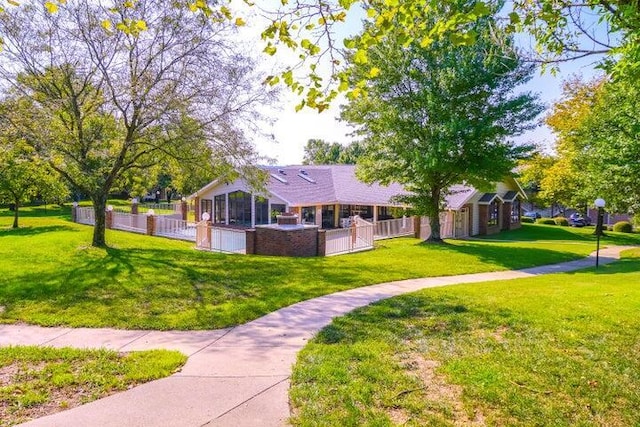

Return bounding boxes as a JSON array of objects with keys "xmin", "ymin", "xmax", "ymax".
[
  {"xmin": 342, "ymin": 0, "xmax": 542, "ymax": 241},
  {"xmin": 0, "ymin": 0, "xmax": 273, "ymax": 246},
  {"xmin": 302, "ymin": 139, "xmax": 363, "ymax": 165}
]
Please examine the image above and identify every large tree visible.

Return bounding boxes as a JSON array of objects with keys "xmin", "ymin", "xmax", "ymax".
[
  {"xmin": 0, "ymin": 0, "xmax": 273, "ymax": 247},
  {"xmin": 0, "ymin": 137, "xmax": 67, "ymax": 228},
  {"xmin": 342, "ymin": 0, "xmax": 542, "ymax": 242},
  {"xmin": 302, "ymin": 139, "xmax": 363, "ymax": 165},
  {"xmin": 546, "ymin": 75, "xmax": 640, "ymax": 215}
]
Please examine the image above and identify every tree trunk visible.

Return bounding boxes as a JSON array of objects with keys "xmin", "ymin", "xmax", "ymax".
[
  {"xmin": 92, "ymin": 195, "xmax": 108, "ymax": 247},
  {"xmin": 12, "ymin": 199, "xmax": 20, "ymax": 228},
  {"xmin": 425, "ymin": 188, "xmax": 443, "ymax": 243}
]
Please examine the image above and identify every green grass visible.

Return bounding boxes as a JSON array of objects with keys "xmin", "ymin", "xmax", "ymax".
[
  {"xmin": 1, "ymin": 205, "xmax": 639, "ymax": 330},
  {"xmin": 1, "ymin": 345, "xmax": 186, "ymax": 426},
  {"xmin": 289, "ymin": 249, "xmax": 640, "ymax": 426}
]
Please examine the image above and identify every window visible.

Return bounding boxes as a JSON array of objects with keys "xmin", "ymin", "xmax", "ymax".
[
  {"xmin": 511, "ymin": 199, "xmax": 521, "ymax": 223},
  {"xmin": 213, "ymin": 195, "xmax": 225, "ymax": 224},
  {"xmin": 322, "ymin": 205, "xmax": 335, "ymax": 228},
  {"xmin": 255, "ymin": 197, "xmax": 269, "ymax": 225},
  {"xmin": 228, "ymin": 190, "xmax": 252, "ymax": 226},
  {"xmin": 270, "ymin": 204, "xmax": 286, "ymax": 221},
  {"xmin": 301, "ymin": 206, "xmax": 316, "ymax": 224},
  {"xmin": 488, "ymin": 201, "xmax": 499, "ymax": 227},
  {"xmin": 200, "ymin": 199, "xmax": 212, "ymax": 221}
]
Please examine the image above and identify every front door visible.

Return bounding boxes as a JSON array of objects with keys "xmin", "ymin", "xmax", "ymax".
[{"xmin": 455, "ymin": 208, "xmax": 469, "ymax": 238}]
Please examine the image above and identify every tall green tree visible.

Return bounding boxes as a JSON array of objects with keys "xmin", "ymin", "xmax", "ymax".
[
  {"xmin": 0, "ymin": 0, "xmax": 273, "ymax": 247},
  {"xmin": 342, "ymin": 1, "xmax": 542, "ymax": 242},
  {"xmin": 545, "ymin": 78, "xmax": 640, "ymax": 213},
  {"xmin": 517, "ymin": 152, "xmax": 557, "ymax": 211},
  {"xmin": 0, "ymin": 138, "xmax": 67, "ymax": 228},
  {"xmin": 302, "ymin": 139, "xmax": 363, "ymax": 165},
  {"xmin": 543, "ymin": 77, "xmax": 604, "ymax": 210}
]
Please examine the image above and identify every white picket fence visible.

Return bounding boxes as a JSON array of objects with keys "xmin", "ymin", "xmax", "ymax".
[
  {"xmin": 195, "ymin": 222, "xmax": 247, "ymax": 254},
  {"xmin": 155, "ymin": 216, "xmax": 197, "ymax": 241},
  {"xmin": 374, "ymin": 216, "xmax": 414, "ymax": 240},
  {"xmin": 75, "ymin": 207, "xmax": 196, "ymax": 242},
  {"xmin": 325, "ymin": 218, "xmax": 374, "ymax": 256},
  {"xmin": 112, "ymin": 211, "xmax": 147, "ymax": 234},
  {"xmin": 76, "ymin": 207, "xmax": 95, "ymax": 225}
]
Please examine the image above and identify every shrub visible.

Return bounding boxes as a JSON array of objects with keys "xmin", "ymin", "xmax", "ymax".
[
  {"xmin": 536, "ymin": 218, "xmax": 556, "ymax": 225},
  {"xmin": 554, "ymin": 217, "xmax": 569, "ymax": 226},
  {"xmin": 612, "ymin": 221, "xmax": 633, "ymax": 233},
  {"xmin": 521, "ymin": 216, "xmax": 535, "ymax": 224}
]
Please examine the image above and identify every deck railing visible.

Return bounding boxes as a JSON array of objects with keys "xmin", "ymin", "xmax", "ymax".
[
  {"xmin": 155, "ymin": 216, "xmax": 196, "ymax": 241},
  {"xmin": 374, "ymin": 216, "xmax": 414, "ymax": 240},
  {"xmin": 325, "ymin": 217, "xmax": 374, "ymax": 256}
]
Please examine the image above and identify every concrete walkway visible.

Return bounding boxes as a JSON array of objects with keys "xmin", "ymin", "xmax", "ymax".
[{"xmin": 0, "ymin": 246, "xmax": 630, "ymax": 426}]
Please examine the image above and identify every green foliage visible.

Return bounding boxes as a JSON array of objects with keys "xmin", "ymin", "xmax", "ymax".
[
  {"xmin": 520, "ymin": 216, "xmax": 534, "ymax": 224},
  {"xmin": 613, "ymin": 221, "xmax": 633, "ymax": 233},
  {"xmin": 0, "ymin": 345, "xmax": 185, "ymax": 425},
  {"xmin": 536, "ymin": 218, "xmax": 556, "ymax": 225},
  {"xmin": 0, "ymin": 0, "xmax": 272, "ymax": 246},
  {"xmin": 302, "ymin": 139, "xmax": 363, "ymax": 165},
  {"xmin": 554, "ymin": 216, "xmax": 569, "ymax": 226},
  {"xmin": 342, "ymin": 2, "xmax": 541, "ymax": 241},
  {"xmin": 290, "ymin": 250, "xmax": 640, "ymax": 425}
]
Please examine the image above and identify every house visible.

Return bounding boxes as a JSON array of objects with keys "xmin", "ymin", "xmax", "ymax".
[{"xmin": 189, "ymin": 165, "xmax": 526, "ymax": 237}]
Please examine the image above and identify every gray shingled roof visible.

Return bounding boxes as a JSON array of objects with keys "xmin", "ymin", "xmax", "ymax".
[
  {"xmin": 478, "ymin": 193, "xmax": 503, "ymax": 204},
  {"xmin": 263, "ymin": 165, "xmax": 407, "ymax": 206},
  {"xmin": 445, "ymin": 184, "xmax": 476, "ymax": 210},
  {"xmin": 502, "ymin": 190, "xmax": 518, "ymax": 201}
]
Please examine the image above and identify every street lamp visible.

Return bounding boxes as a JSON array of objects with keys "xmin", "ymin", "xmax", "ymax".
[{"xmin": 594, "ymin": 198, "xmax": 606, "ymax": 268}]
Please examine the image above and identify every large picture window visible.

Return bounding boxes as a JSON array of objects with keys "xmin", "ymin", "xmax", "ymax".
[
  {"xmin": 271, "ymin": 204, "xmax": 286, "ymax": 221},
  {"xmin": 322, "ymin": 205, "xmax": 335, "ymax": 228},
  {"xmin": 301, "ymin": 206, "xmax": 316, "ymax": 224},
  {"xmin": 488, "ymin": 201, "xmax": 499, "ymax": 227},
  {"xmin": 228, "ymin": 190, "xmax": 252, "ymax": 226},
  {"xmin": 255, "ymin": 197, "xmax": 269, "ymax": 225},
  {"xmin": 213, "ymin": 194, "xmax": 225, "ymax": 224}
]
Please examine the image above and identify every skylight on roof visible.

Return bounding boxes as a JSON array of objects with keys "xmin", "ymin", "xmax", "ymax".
[
  {"xmin": 271, "ymin": 173, "xmax": 288, "ymax": 184},
  {"xmin": 297, "ymin": 172, "xmax": 316, "ymax": 183}
]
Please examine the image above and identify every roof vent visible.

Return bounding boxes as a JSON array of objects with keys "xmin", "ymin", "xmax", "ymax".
[
  {"xmin": 299, "ymin": 169, "xmax": 308, "ymax": 175},
  {"xmin": 278, "ymin": 169, "xmax": 286, "ymax": 175},
  {"xmin": 271, "ymin": 173, "xmax": 288, "ymax": 184}
]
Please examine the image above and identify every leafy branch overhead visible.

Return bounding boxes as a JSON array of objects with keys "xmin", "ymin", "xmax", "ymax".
[{"xmin": 2, "ymin": 0, "xmax": 636, "ymax": 110}]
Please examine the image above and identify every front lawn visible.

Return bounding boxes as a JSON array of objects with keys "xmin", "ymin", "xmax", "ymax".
[
  {"xmin": 1, "ymin": 346, "xmax": 186, "ymax": 426},
  {"xmin": 1, "ymin": 205, "xmax": 638, "ymax": 330},
  {"xmin": 289, "ymin": 249, "xmax": 640, "ymax": 426}
]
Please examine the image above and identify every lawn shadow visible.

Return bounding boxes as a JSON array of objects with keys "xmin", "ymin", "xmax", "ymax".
[{"xmin": 0, "ymin": 224, "xmax": 79, "ymax": 237}]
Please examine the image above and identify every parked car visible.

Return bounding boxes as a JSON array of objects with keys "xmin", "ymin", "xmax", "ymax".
[
  {"xmin": 523, "ymin": 211, "xmax": 541, "ymax": 219},
  {"xmin": 569, "ymin": 213, "xmax": 591, "ymax": 227}
]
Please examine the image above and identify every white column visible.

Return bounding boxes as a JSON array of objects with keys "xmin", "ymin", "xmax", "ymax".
[
  {"xmin": 251, "ymin": 194, "xmax": 256, "ymax": 228},
  {"xmin": 316, "ymin": 205, "xmax": 322, "ymax": 227},
  {"xmin": 225, "ymin": 193, "xmax": 229, "ymax": 225},
  {"xmin": 373, "ymin": 205, "xmax": 378, "ymax": 223},
  {"xmin": 268, "ymin": 201, "xmax": 272, "ymax": 224}
]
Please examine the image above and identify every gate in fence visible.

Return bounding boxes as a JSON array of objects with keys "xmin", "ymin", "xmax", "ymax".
[{"xmin": 195, "ymin": 222, "xmax": 247, "ymax": 254}]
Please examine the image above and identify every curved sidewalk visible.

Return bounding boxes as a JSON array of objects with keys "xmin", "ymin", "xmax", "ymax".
[{"xmin": 0, "ymin": 246, "xmax": 630, "ymax": 427}]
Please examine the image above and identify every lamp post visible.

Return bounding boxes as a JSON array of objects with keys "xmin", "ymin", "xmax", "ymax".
[{"xmin": 594, "ymin": 198, "xmax": 606, "ymax": 269}]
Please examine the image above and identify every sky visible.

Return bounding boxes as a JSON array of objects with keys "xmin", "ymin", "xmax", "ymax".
[{"xmin": 239, "ymin": 3, "xmax": 605, "ymax": 166}]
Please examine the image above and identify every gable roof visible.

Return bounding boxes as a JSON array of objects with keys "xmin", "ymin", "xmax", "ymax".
[
  {"xmin": 190, "ymin": 165, "xmax": 526, "ymax": 209},
  {"xmin": 478, "ymin": 193, "xmax": 504, "ymax": 204},
  {"xmin": 263, "ymin": 165, "xmax": 407, "ymax": 206}
]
